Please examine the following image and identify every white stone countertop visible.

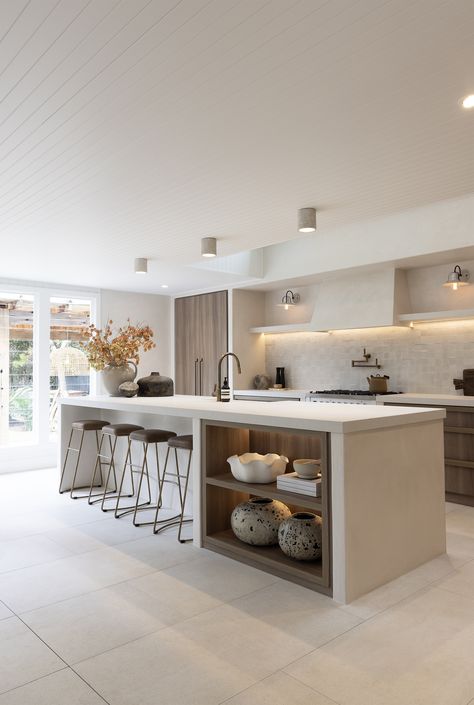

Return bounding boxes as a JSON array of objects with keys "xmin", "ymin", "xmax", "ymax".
[
  {"xmin": 60, "ymin": 394, "xmax": 445, "ymax": 434},
  {"xmin": 233, "ymin": 389, "xmax": 309, "ymax": 397},
  {"xmin": 381, "ymin": 392, "xmax": 474, "ymax": 407}
]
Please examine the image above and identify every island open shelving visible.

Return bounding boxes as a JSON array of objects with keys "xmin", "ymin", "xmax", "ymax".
[{"xmin": 200, "ymin": 419, "xmax": 331, "ymax": 595}]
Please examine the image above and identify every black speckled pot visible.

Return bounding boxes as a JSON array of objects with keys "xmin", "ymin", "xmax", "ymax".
[
  {"xmin": 278, "ymin": 512, "xmax": 322, "ymax": 561},
  {"xmin": 137, "ymin": 371, "xmax": 174, "ymax": 397},
  {"xmin": 230, "ymin": 497, "xmax": 291, "ymax": 546}
]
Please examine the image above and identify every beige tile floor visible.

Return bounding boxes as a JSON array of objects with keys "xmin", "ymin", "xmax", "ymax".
[{"xmin": 0, "ymin": 469, "xmax": 473, "ymax": 705}]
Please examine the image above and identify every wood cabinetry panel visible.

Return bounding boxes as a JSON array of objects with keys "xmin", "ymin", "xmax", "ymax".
[
  {"xmin": 174, "ymin": 291, "xmax": 228, "ymax": 395},
  {"xmin": 385, "ymin": 402, "xmax": 474, "ymax": 505}
]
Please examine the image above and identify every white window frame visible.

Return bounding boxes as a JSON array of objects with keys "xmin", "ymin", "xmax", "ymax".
[{"xmin": 0, "ymin": 279, "xmax": 99, "ymax": 472}]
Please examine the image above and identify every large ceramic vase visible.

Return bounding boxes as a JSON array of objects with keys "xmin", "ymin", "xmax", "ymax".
[
  {"xmin": 101, "ymin": 361, "xmax": 137, "ymax": 396},
  {"xmin": 231, "ymin": 497, "xmax": 291, "ymax": 546},
  {"xmin": 137, "ymin": 371, "xmax": 174, "ymax": 397},
  {"xmin": 278, "ymin": 512, "xmax": 322, "ymax": 561}
]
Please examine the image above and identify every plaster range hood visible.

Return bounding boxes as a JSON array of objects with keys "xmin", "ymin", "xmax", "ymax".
[{"xmin": 250, "ymin": 269, "xmax": 410, "ymax": 334}]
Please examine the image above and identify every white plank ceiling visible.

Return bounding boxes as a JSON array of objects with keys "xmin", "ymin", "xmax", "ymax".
[{"xmin": 0, "ymin": 0, "xmax": 472, "ymax": 293}]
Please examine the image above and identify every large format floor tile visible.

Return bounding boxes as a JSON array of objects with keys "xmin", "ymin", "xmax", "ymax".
[
  {"xmin": 75, "ymin": 627, "xmax": 257, "ymax": 705},
  {"xmin": 223, "ymin": 671, "xmax": 337, "ymax": 705},
  {"xmin": 0, "ymin": 601, "xmax": 13, "ymax": 621},
  {"xmin": 0, "ymin": 668, "xmax": 105, "ymax": 705},
  {"xmin": 172, "ymin": 581, "xmax": 361, "ymax": 680},
  {"xmin": 0, "ymin": 534, "xmax": 72, "ymax": 573},
  {"xmin": 285, "ymin": 586, "xmax": 474, "ymax": 705},
  {"xmin": 159, "ymin": 552, "xmax": 277, "ymax": 602},
  {"xmin": 0, "ymin": 617, "xmax": 64, "ymax": 695},
  {"xmin": 0, "ymin": 545, "xmax": 156, "ymax": 612},
  {"xmin": 21, "ymin": 581, "xmax": 170, "ymax": 663},
  {"xmin": 433, "ymin": 559, "xmax": 474, "ymax": 600},
  {"xmin": 44, "ymin": 517, "xmax": 152, "ymax": 555}
]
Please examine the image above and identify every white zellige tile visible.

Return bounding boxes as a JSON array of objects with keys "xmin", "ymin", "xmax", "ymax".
[
  {"xmin": 0, "ymin": 668, "xmax": 105, "ymax": 705},
  {"xmin": 0, "ymin": 617, "xmax": 64, "ymax": 695}
]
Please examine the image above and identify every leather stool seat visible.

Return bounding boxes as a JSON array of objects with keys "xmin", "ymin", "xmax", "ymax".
[
  {"xmin": 102, "ymin": 423, "xmax": 143, "ymax": 437},
  {"xmin": 130, "ymin": 429, "xmax": 177, "ymax": 444},
  {"xmin": 72, "ymin": 419, "xmax": 110, "ymax": 431},
  {"xmin": 168, "ymin": 434, "xmax": 193, "ymax": 451}
]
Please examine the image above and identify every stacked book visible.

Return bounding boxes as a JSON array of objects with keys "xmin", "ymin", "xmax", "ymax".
[{"xmin": 277, "ymin": 471, "xmax": 321, "ymax": 497}]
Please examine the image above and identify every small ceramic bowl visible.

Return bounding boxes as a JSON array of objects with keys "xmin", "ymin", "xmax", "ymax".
[{"xmin": 293, "ymin": 458, "xmax": 321, "ymax": 479}]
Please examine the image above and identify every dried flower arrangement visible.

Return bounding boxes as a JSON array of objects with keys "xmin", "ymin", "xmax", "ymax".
[{"xmin": 81, "ymin": 320, "xmax": 155, "ymax": 371}]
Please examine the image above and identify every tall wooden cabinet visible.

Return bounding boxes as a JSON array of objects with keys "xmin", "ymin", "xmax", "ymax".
[{"xmin": 175, "ymin": 291, "xmax": 228, "ymax": 396}]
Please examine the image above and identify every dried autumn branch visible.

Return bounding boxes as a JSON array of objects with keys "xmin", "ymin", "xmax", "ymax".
[{"xmin": 81, "ymin": 320, "xmax": 156, "ymax": 371}]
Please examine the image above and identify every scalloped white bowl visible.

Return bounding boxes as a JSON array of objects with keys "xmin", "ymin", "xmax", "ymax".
[{"xmin": 227, "ymin": 452, "xmax": 289, "ymax": 484}]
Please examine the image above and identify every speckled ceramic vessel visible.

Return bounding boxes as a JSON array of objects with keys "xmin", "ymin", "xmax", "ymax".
[
  {"xmin": 231, "ymin": 497, "xmax": 291, "ymax": 546},
  {"xmin": 278, "ymin": 512, "xmax": 323, "ymax": 561}
]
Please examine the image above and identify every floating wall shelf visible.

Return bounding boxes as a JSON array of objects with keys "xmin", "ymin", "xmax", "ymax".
[
  {"xmin": 398, "ymin": 309, "xmax": 474, "ymax": 325},
  {"xmin": 249, "ymin": 322, "xmax": 323, "ymax": 334}
]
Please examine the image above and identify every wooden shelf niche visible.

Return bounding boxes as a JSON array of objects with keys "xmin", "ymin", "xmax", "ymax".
[{"xmin": 201, "ymin": 420, "xmax": 332, "ymax": 594}]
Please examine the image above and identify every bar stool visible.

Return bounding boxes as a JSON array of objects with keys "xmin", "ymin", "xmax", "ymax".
[
  {"xmin": 59, "ymin": 419, "xmax": 111, "ymax": 499},
  {"xmin": 154, "ymin": 434, "xmax": 193, "ymax": 543},
  {"xmin": 114, "ymin": 428, "xmax": 177, "ymax": 524},
  {"xmin": 88, "ymin": 424, "xmax": 144, "ymax": 510}
]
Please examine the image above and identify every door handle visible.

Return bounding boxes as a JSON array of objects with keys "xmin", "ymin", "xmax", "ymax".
[
  {"xmin": 194, "ymin": 358, "xmax": 199, "ymax": 395},
  {"xmin": 199, "ymin": 358, "xmax": 203, "ymax": 396}
]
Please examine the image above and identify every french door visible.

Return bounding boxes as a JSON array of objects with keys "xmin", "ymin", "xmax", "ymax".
[{"xmin": 0, "ymin": 284, "xmax": 97, "ymax": 471}]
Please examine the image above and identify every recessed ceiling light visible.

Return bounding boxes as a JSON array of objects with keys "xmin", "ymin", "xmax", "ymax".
[
  {"xmin": 161, "ymin": 284, "xmax": 169, "ymax": 288},
  {"xmin": 462, "ymin": 94, "xmax": 474, "ymax": 109}
]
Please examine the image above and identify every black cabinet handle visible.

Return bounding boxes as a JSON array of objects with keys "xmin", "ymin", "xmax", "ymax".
[{"xmin": 199, "ymin": 358, "xmax": 203, "ymax": 396}]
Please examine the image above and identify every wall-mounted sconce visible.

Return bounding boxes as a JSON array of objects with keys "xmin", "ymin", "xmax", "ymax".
[
  {"xmin": 443, "ymin": 265, "xmax": 470, "ymax": 290},
  {"xmin": 297, "ymin": 207, "xmax": 316, "ymax": 232},
  {"xmin": 277, "ymin": 290, "xmax": 300, "ymax": 310},
  {"xmin": 134, "ymin": 257, "xmax": 148, "ymax": 274},
  {"xmin": 201, "ymin": 237, "xmax": 217, "ymax": 257}
]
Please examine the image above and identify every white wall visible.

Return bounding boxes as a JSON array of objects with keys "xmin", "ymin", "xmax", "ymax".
[
  {"xmin": 262, "ymin": 194, "xmax": 474, "ymax": 284},
  {"xmin": 100, "ymin": 289, "xmax": 172, "ymax": 381},
  {"xmin": 231, "ymin": 289, "xmax": 266, "ymax": 389},
  {"xmin": 262, "ymin": 259, "xmax": 474, "ymax": 393}
]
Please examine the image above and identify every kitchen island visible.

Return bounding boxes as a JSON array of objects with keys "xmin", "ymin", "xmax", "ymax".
[{"xmin": 59, "ymin": 395, "xmax": 446, "ymax": 603}]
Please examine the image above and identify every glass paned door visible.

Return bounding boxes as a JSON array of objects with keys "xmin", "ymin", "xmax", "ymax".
[
  {"xmin": 0, "ymin": 293, "xmax": 35, "ymax": 447},
  {"xmin": 49, "ymin": 297, "xmax": 91, "ymax": 435}
]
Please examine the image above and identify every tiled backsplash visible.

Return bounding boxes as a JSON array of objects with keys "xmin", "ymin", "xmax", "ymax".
[{"xmin": 264, "ymin": 320, "xmax": 474, "ymax": 393}]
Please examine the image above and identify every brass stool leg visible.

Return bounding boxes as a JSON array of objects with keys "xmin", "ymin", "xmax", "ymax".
[
  {"xmin": 114, "ymin": 440, "xmax": 151, "ymax": 518},
  {"xmin": 101, "ymin": 436, "xmax": 118, "ymax": 511},
  {"xmin": 69, "ymin": 430, "xmax": 85, "ymax": 499},
  {"xmin": 130, "ymin": 442, "xmax": 164, "ymax": 526},
  {"xmin": 132, "ymin": 443, "xmax": 152, "ymax": 526},
  {"xmin": 59, "ymin": 427, "xmax": 75, "ymax": 494},
  {"xmin": 177, "ymin": 449, "xmax": 193, "ymax": 543},
  {"xmin": 153, "ymin": 446, "xmax": 183, "ymax": 535}
]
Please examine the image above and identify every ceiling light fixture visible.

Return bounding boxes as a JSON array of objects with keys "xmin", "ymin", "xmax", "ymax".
[
  {"xmin": 277, "ymin": 290, "xmax": 300, "ymax": 310},
  {"xmin": 161, "ymin": 284, "xmax": 169, "ymax": 289},
  {"xmin": 134, "ymin": 257, "xmax": 148, "ymax": 274},
  {"xmin": 298, "ymin": 207, "xmax": 316, "ymax": 232},
  {"xmin": 462, "ymin": 94, "xmax": 474, "ymax": 109},
  {"xmin": 443, "ymin": 265, "xmax": 470, "ymax": 290},
  {"xmin": 201, "ymin": 237, "xmax": 217, "ymax": 257}
]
